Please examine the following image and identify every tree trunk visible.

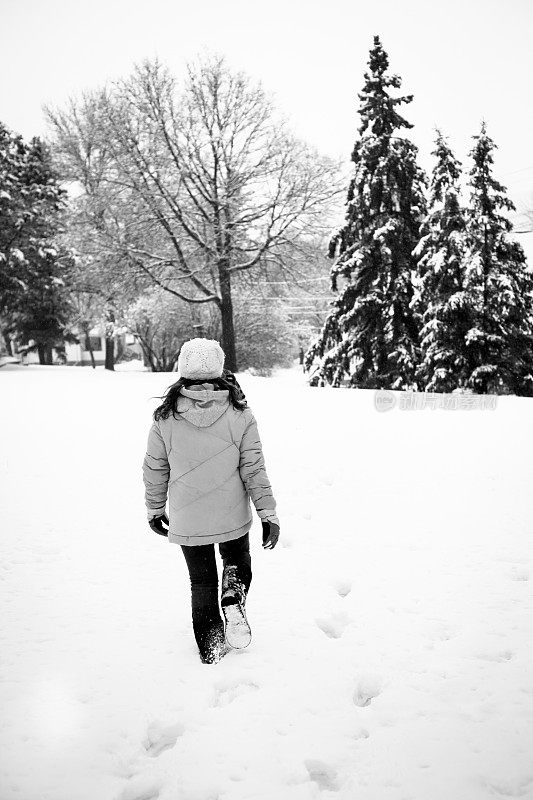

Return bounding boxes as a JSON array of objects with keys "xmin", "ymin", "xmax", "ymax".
[
  {"xmin": 37, "ymin": 343, "xmax": 46, "ymax": 365},
  {"xmin": 115, "ymin": 336, "xmax": 125, "ymax": 363},
  {"xmin": 88, "ymin": 342, "xmax": 96, "ymax": 369},
  {"xmin": 3, "ymin": 333, "xmax": 13, "ymax": 356},
  {"xmin": 87, "ymin": 337, "xmax": 96, "ymax": 369},
  {"xmin": 82, "ymin": 325, "xmax": 96, "ymax": 369},
  {"xmin": 141, "ymin": 347, "xmax": 151, "ymax": 369},
  {"xmin": 218, "ymin": 264, "xmax": 238, "ymax": 372},
  {"xmin": 138, "ymin": 337, "xmax": 157, "ymax": 371},
  {"xmin": 105, "ymin": 309, "xmax": 116, "ymax": 371},
  {"xmin": 44, "ymin": 344, "xmax": 54, "ymax": 365},
  {"xmin": 105, "ymin": 336, "xmax": 115, "ymax": 371}
]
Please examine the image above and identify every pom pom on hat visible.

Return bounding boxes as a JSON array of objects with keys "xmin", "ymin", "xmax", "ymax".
[{"xmin": 177, "ymin": 337, "xmax": 225, "ymax": 380}]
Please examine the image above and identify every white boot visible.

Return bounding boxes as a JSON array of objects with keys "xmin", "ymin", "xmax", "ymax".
[{"xmin": 221, "ymin": 565, "xmax": 251, "ymax": 649}]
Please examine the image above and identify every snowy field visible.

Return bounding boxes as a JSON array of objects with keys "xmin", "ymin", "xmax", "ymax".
[{"xmin": 1, "ymin": 362, "xmax": 533, "ymax": 800}]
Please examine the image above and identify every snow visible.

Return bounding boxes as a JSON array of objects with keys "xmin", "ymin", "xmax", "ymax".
[
  {"xmin": 10, "ymin": 248, "xmax": 25, "ymax": 261},
  {"xmin": 1, "ymin": 363, "xmax": 533, "ymax": 800}
]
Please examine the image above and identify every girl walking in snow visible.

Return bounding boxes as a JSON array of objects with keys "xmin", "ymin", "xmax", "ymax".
[{"xmin": 142, "ymin": 337, "xmax": 280, "ymax": 664}]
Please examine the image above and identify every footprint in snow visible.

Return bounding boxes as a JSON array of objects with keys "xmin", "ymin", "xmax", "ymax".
[
  {"xmin": 332, "ymin": 578, "xmax": 352, "ymax": 598},
  {"xmin": 510, "ymin": 566, "xmax": 530, "ymax": 582},
  {"xmin": 304, "ymin": 759, "xmax": 340, "ymax": 792},
  {"xmin": 426, "ymin": 620, "xmax": 456, "ymax": 642},
  {"xmin": 315, "ymin": 611, "xmax": 352, "ymax": 639},
  {"xmin": 211, "ymin": 677, "xmax": 260, "ymax": 707},
  {"xmin": 117, "ymin": 775, "xmax": 163, "ymax": 800},
  {"xmin": 483, "ymin": 775, "xmax": 533, "ymax": 797},
  {"xmin": 142, "ymin": 720, "xmax": 185, "ymax": 757},
  {"xmin": 279, "ymin": 531, "xmax": 295, "ymax": 548},
  {"xmin": 475, "ymin": 649, "xmax": 514, "ymax": 663},
  {"xmin": 353, "ymin": 675, "xmax": 383, "ymax": 707}
]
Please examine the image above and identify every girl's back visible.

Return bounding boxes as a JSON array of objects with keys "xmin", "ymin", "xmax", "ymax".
[
  {"xmin": 143, "ymin": 374, "xmax": 279, "ymax": 546},
  {"xmin": 142, "ymin": 338, "xmax": 280, "ymax": 664}
]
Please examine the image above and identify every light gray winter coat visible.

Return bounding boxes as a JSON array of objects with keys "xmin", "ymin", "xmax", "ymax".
[{"xmin": 142, "ymin": 383, "xmax": 279, "ymax": 545}]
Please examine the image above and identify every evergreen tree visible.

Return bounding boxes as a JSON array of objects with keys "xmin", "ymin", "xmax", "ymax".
[
  {"xmin": 0, "ymin": 125, "xmax": 73, "ymax": 363},
  {"xmin": 0, "ymin": 124, "xmax": 28, "ymax": 317},
  {"xmin": 304, "ymin": 36, "xmax": 427, "ymax": 389},
  {"xmin": 413, "ymin": 131, "xmax": 472, "ymax": 391},
  {"xmin": 462, "ymin": 122, "xmax": 533, "ymax": 395}
]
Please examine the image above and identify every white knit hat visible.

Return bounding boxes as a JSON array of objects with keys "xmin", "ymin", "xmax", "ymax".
[{"xmin": 177, "ymin": 337, "xmax": 225, "ymax": 380}]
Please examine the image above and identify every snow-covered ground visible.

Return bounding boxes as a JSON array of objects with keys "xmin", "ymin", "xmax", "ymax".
[{"xmin": 1, "ymin": 363, "xmax": 532, "ymax": 800}]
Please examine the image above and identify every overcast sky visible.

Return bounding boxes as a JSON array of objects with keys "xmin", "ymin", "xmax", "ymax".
[{"xmin": 2, "ymin": 0, "xmax": 532, "ymax": 246}]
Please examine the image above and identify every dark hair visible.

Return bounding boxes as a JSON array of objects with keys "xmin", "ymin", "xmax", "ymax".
[{"xmin": 153, "ymin": 369, "xmax": 248, "ymax": 421}]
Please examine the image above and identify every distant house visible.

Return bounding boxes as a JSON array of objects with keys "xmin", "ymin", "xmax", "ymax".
[{"xmin": 17, "ymin": 327, "xmax": 143, "ymax": 366}]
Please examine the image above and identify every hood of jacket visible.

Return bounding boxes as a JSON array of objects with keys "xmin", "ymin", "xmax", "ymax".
[{"xmin": 176, "ymin": 382, "xmax": 230, "ymax": 427}]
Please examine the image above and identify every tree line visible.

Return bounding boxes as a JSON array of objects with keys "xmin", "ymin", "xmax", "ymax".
[
  {"xmin": 0, "ymin": 127, "xmax": 74, "ymax": 363},
  {"xmin": 304, "ymin": 36, "xmax": 533, "ymax": 395},
  {"xmin": 0, "ymin": 56, "xmax": 339, "ymax": 371},
  {"xmin": 1, "ymin": 40, "xmax": 531, "ymax": 392}
]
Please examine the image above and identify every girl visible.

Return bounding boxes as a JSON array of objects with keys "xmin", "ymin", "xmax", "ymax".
[{"xmin": 142, "ymin": 337, "xmax": 280, "ymax": 665}]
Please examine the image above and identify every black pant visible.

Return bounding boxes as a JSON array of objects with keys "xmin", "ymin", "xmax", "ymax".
[{"xmin": 180, "ymin": 533, "xmax": 252, "ymax": 659}]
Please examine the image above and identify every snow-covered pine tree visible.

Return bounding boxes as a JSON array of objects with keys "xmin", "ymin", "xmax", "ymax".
[
  {"xmin": 463, "ymin": 122, "xmax": 533, "ymax": 395},
  {"xmin": 304, "ymin": 35, "xmax": 427, "ymax": 389},
  {"xmin": 0, "ymin": 126, "xmax": 73, "ymax": 363},
  {"xmin": 413, "ymin": 131, "xmax": 472, "ymax": 391},
  {"xmin": 0, "ymin": 123, "xmax": 28, "ymax": 316}
]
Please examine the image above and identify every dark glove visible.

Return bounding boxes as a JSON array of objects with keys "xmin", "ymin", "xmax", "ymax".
[
  {"xmin": 262, "ymin": 519, "xmax": 280, "ymax": 550},
  {"xmin": 149, "ymin": 513, "xmax": 169, "ymax": 537}
]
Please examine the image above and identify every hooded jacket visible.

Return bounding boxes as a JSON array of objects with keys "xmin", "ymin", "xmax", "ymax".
[{"xmin": 142, "ymin": 382, "xmax": 279, "ymax": 545}]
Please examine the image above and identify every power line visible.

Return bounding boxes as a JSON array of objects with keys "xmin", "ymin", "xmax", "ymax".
[
  {"xmin": 262, "ymin": 276, "xmax": 332, "ymax": 285},
  {"xmin": 503, "ymin": 164, "xmax": 533, "ymax": 177},
  {"xmin": 245, "ymin": 298, "xmax": 335, "ymax": 304}
]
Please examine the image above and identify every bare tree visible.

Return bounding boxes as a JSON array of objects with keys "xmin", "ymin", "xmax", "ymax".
[
  {"xmin": 124, "ymin": 288, "xmax": 214, "ymax": 372},
  {"xmin": 47, "ymin": 96, "xmax": 154, "ymax": 370},
  {"xmin": 46, "ymin": 55, "xmax": 341, "ymax": 371}
]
